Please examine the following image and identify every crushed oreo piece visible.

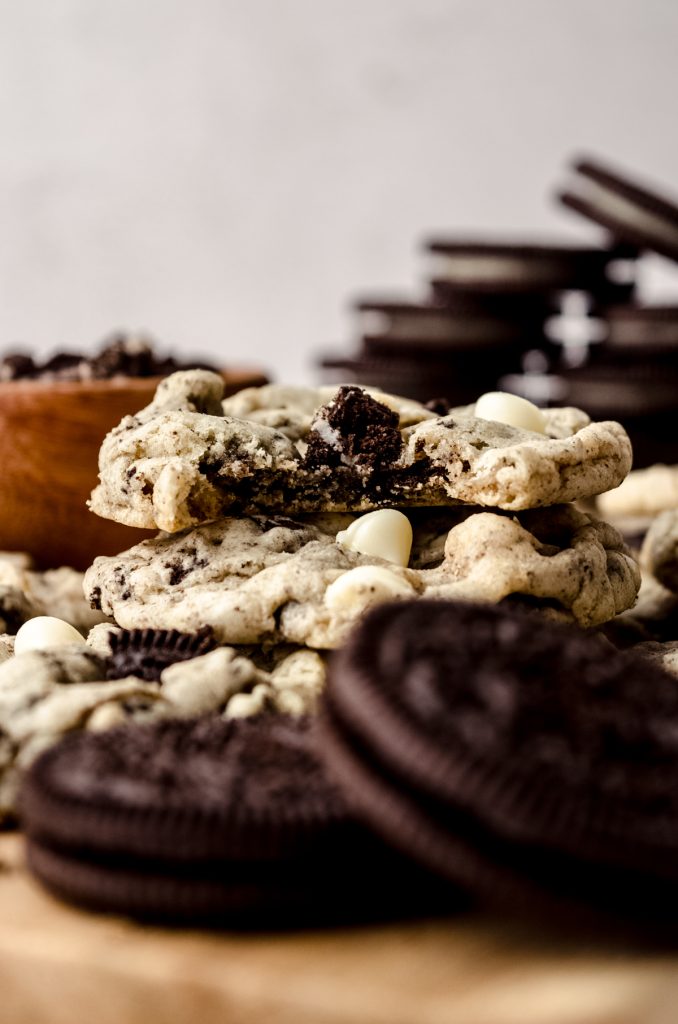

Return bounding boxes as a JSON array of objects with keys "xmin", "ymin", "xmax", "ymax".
[
  {"xmin": 0, "ymin": 353, "xmax": 37, "ymax": 381},
  {"xmin": 304, "ymin": 386, "xmax": 403, "ymax": 472},
  {"xmin": 0, "ymin": 333, "xmax": 218, "ymax": 383},
  {"xmin": 106, "ymin": 626, "xmax": 216, "ymax": 682}
]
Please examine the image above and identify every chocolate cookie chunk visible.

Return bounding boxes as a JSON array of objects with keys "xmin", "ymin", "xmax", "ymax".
[
  {"xmin": 304, "ymin": 385, "xmax": 403, "ymax": 472},
  {"xmin": 22, "ymin": 715, "xmax": 446, "ymax": 923},
  {"xmin": 559, "ymin": 156, "xmax": 678, "ymax": 262},
  {"xmin": 0, "ymin": 333, "xmax": 218, "ymax": 383},
  {"xmin": 319, "ymin": 600, "xmax": 678, "ymax": 924}
]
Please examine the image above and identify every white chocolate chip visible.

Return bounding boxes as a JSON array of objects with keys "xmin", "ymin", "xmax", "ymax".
[
  {"xmin": 224, "ymin": 684, "xmax": 271, "ymax": 719},
  {"xmin": 14, "ymin": 616, "xmax": 85, "ymax": 655},
  {"xmin": 325, "ymin": 565, "xmax": 415, "ymax": 612},
  {"xmin": 474, "ymin": 391, "xmax": 546, "ymax": 434},
  {"xmin": 336, "ymin": 509, "xmax": 413, "ymax": 567}
]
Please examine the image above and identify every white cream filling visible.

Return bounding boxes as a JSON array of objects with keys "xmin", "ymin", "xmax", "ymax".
[
  {"xmin": 359, "ymin": 311, "xmax": 529, "ymax": 344},
  {"xmin": 609, "ymin": 319, "xmax": 678, "ymax": 347},
  {"xmin": 571, "ymin": 178, "xmax": 678, "ymax": 249},
  {"xmin": 429, "ymin": 254, "xmax": 574, "ymax": 285}
]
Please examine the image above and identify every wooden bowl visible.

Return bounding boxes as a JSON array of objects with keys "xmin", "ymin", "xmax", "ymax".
[{"xmin": 0, "ymin": 368, "xmax": 268, "ymax": 570}]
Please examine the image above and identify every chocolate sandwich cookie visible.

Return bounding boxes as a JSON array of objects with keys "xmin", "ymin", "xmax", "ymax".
[
  {"xmin": 559, "ymin": 156, "xmax": 678, "ymax": 262},
  {"xmin": 319, "ymin": 600, "xmax": 678, "ymax": 927},
  {"xmin": 424, "ymin": 240, "xmax": 626, "ymax": 294},
  {"xmin": 353, "ymin": 297, "xmax": 551, "ymax": 350},
  {"xmin": 318, "ymin": 353, "xmax": 522, "ymax": 406},
  {"xmin": 22, "ymin": 714, "xmax": 446, "ymax": 924},
  {"xmin": 105, "ymin": 626, "xmax": 216, "ymax": 681}
]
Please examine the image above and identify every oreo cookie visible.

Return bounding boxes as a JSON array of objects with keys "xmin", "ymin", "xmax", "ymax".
[
  {"xmin": 318, "ymin": 350, "xmax": 529, "ymax": 406},
  {"xmin": 319, "ymin": 600, "xmax": 678, "ymax": 926},
  {"xmin": 353, "ymin": 296, "xmax": 550, "ymax": 352},
  {"xmin": 106, "ymin": 626, "xmax": 216, "ymax": 682},
  {"xmin": 424, "ymin": 240, "xmax": 626, "ymax": 294},
  {"xmin": 22, "ymin": 714, "xmax": 448, "ymax": 924},
  {"xmin": 559, "ymin": 156, "xmax": 678, "ymax": 262}
]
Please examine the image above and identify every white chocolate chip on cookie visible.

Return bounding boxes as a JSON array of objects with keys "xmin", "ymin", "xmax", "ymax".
[
  {"xmin": 14, "ymin": 616, "xmax": 85, "ymax": 655},
  {"xmin": 325, "ymin": 565, "xmax": 415, "ymax": 612},
  {"xmin": 474, "ymin": 391, "xmax": 546, "ymax": 434},
  {"xmin": 336, "ymin": 509, "xmax": 413, "ymax": 567}
]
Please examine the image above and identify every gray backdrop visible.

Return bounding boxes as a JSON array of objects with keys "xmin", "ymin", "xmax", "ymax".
[{"xmin": 1, "ymin": 0, "xmax": 677, "ymax": 382}]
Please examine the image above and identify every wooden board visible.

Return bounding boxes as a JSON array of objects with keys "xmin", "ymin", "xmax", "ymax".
[{"xmin": 0, "ymin": 833, "xmax": 677, "ymax": 1024}]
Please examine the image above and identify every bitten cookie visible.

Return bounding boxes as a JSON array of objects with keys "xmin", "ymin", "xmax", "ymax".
[
  {"xmin": 85, "ymin": 506, "xmax": 640, "ymax": 646},
  {"xmin": 88, "ymin": 372, "xmax": 632, "ymax": 531},
  {"xmin": 318, "ymin": 600, "xmax": 678, "ymax": 926}
]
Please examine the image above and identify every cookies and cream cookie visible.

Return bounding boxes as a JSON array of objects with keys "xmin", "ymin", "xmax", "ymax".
[
  {"xmin": 84, "ymin": 506, "xmax": 640, "ymax": 647},
  {"xmin": 0, "ymin": 555, "xmax": 108, "ymax": 634},
  {"xmin": 89, "ymin": 371, "xmax": 632, "ymax": 532},
  {"xmin": 641, "ymin": 509, "xmax": 678, "ymax": 593},
  {"xmin": 598, "ymin": 464, "xmax": 678, "ymax": 520}
]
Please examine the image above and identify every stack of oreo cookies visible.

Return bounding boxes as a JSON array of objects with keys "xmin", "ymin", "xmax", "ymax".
[
  {"xmin": 320, "ymin": 155, "xmax": 678, "ymax": 466},
  {"xmin": 548, "ymin": 157, "xmax": 678, "ymax": 468},
  {"xmin": 320, "ymin": 241, "xmax": 631, "ymax": 406}
]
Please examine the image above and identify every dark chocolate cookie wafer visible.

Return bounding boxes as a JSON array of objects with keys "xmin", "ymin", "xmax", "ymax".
[
  {"xmin": 22, "ymin": 714, "xmax": 448, "ymax": 924},
  {"xmin": 319, "ymin": 600, "xmax": 678, "ymax": 925},
  {"xmin": 559, "ymin": 156, "xmax": 678, "ymax": 262}
]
